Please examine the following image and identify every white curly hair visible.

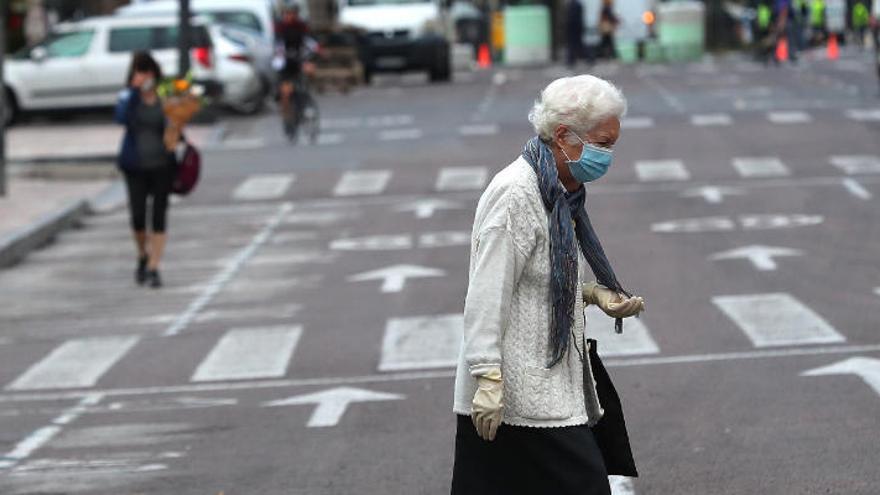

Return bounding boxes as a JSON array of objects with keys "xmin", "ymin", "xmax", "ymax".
[{"xmin": 528, "ymin": 75, "xmax": 627, "ymax": 144}]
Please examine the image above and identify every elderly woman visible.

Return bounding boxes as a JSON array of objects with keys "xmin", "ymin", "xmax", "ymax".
[{"xmin": 451, "ymin": 75, "xmax": 645, "ymax": 494}]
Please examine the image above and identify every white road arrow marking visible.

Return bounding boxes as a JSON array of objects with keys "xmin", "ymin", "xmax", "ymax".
[
  {"xmin": 395, "ymin": 199, "xmax": 464, "ymax": 219},
  {"xmin": 263, "ymin": 387, "xmax": 404, "ymax": 427},
  {"xmin": 680, "ymin": 186, "xmax": 746, "ymax": 204},
  {"xmin": 348, "ymin": 264, "xmax": 446, "ymax": 293},
  {"xmin": 802, "ymin": 357, "xmax": 880, "ymax": 397},
  {"xmin": 710, "ymin": 245, "xmax": 803, "ymax": 271}
]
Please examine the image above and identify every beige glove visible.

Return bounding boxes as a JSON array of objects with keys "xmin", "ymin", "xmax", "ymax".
[
  {"xmin": 583, "ymin": 281, "xmax": 645, "ymax": 319},
  {"xmin": 471, "ymin": 367, "xmax": 503, "ymax": 442}
]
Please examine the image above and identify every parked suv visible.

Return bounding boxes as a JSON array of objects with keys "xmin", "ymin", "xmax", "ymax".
[
  {"xmin": 2, "ymin": 16, "xmax": 221, "ymax": 125},
  {"xmin": 339, "ymin": 0, "xmax": 453, "ymax": 83}
]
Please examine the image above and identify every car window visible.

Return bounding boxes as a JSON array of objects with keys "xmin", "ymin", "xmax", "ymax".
[
  {"xmin": 204, "ymin": 11, "xmax": 262, "ymax": 33},
  {"xmin": 155, "ymin": 26, "xmax": 213, "ymax": 49},
  {"xmin": 109, "ymin": 27, "xmax": 153, "ymax": 52},
  {"xmin": 109, "ymin": 25, "xmax": 212, "ymax": 53},
  {"xmin": 44, "ymin": 30, "xmax": 95, "ymax": 57}
]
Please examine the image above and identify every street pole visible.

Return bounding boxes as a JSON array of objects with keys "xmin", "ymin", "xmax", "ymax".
[
  {"xmin": 178, "ymin": 0, "xmax": 191, "ymax": 77},
  {"xmin": 1, "ymin": 4, "xmax": 7, "ymax": 197}
]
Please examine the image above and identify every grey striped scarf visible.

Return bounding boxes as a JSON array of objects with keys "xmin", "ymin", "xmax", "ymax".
[{"xmin": 521, "ymin": 136, "xmax": 631, "ymax": 368}]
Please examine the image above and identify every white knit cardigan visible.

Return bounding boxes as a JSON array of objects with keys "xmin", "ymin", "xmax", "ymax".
[{"xmin": 453, "ymin": 156, "xmax": 603, "ymax": 428}]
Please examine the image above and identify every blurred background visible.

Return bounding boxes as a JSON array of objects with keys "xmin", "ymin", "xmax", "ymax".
[{"xmin": 0, "ymin": 0, "xmax": 878, "ymax": 494}]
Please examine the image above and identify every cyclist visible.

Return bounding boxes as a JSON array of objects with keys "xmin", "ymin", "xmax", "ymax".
[{"xmin": 275, "ymin": 4, "xmax": 310, "ymax": 133}]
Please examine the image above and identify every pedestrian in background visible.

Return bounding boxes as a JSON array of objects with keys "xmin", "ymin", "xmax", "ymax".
[
  {"xmin": 566, "ymin": 0, "xmax": 586, "ymax": 68},
  {"xmin": 810, "ymin": 0, "xmax": 827, "ymax": 44},
  {"xmin": 450, "ymin": 75, "xmax": 644, "ymax": 495},
  {"xmin": 775, "ymin": 0, "xmax": 799, "ymax": 62},
  {"xmin": 852, "ymin": 1, "xmax": 870, "ymax": 48},
  {"xmin": 114, "ymin": 52, "xmax": 176, "ymax": 289},
  {"xmin": 756, "ymin": 1, "xmax": 775, "ymax": 62},
  {"xmin": 597, "ymin": 0, "xmax": 619, "ymax": 59}
]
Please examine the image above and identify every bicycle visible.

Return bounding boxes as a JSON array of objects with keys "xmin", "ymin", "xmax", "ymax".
[{"xmin": 281, "ymin": 68, "xmax": 320, "ymax": 144}]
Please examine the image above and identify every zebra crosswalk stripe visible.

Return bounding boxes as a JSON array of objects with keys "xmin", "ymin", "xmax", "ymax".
[
  {"xmin": 712, "ymin": 293, "xmax": 845, "ymax": 347},
  {"xmin": 379, "ymin": 128, "xmax": 423, "ymax": 141},
  {"xmin": 635, "ymin": 160, "xmax": 690, "ymax": 182},
  {"xmin": 845, "ymin": 109, "xmax": 880, "ymax": 122},
  {"xmin": 585, "ymin": 306, "xmax": 660, "ymax": 357},
  {"xmin": 731, "ymin": 157, "xmax": 790, "ymax": 178},
  {"xmin": 233, "ymin": 174, "xmax": 295, "ymax": 201},
  {"xmin": 459, "ymin": 124, "xmax": 500, "ymax": 136},
  {"xmin": 436, "ymin": 167, "xmax": 488, "ymax": 191},
  {"xmin": 621, "ymin": 117, "xmax": 655, "ymax": 129},
  {"xmin": 829, "ymin": 155, "xmax": 880, "ymax": 175},
  {"xmin": 6, "ymin": 336, "xmax": 140, "ymax": 391},
  {"xmin": 191, "ymin": 326, "xmax": 303, "ymax": 382},
  {"xmin": 333, "ymin": 170, "xmax": 392, "ymax": 196},
  {"xmin": 766, "ymin": 111, "xmax": 812, "ymax": 124},
  {"xmin": 379, "ymin": 315, "xmax": 462, "ymax": 371},
  {"xmin": 691, "ymin": 114, "xmax": 732, "ymax": 127}
]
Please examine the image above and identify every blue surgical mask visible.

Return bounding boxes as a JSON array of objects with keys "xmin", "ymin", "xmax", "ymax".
[{"xmin": 562, "ymin": 133, "xmax": 613, "ymax": 183}]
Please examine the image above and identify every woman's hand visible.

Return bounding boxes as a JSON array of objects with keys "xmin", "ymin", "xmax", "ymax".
[
  {"xmin": 583, "ymin": 281, "xmax": 644, "ymax": 318},
  {"xmin": 471, "ymin": 367, "xmax": 503, "ymax": 442}
]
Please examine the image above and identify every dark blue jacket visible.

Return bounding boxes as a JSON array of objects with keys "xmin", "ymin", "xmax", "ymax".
[
  {"xmin": 114, "ymin": 88, "xmax": 173, "ymax": 172},
  {"xmin": 114, "ymin": 88, "xmax": 141, "ymax": 171}
]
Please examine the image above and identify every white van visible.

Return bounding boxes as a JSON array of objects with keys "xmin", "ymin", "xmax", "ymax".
[
  {"xmin": 338, "ymin": 0, "xmax": 452, "ymax": 82},
  {"xmin": 117, "ymin": 0, "xmax": 286, "ymax": 45}
]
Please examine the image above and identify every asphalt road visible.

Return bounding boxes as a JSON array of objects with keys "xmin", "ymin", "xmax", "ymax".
[{"xmin": 1, "ymin": 49, "xmax": 879, "ymax": 494}]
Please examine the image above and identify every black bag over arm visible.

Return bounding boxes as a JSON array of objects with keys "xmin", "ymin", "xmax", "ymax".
[{"xmin": 586, "ymin": 338, "xmax": 638, "ymax": 477}]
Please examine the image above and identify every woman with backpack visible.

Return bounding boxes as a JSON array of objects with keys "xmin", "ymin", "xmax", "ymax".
[{"xmin": 114, "ymin": 51, "xmax": 176, "ymax": 289}]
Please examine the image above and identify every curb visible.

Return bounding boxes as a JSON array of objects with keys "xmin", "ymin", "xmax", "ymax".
[
  {"xmin": 8, "ymin": 154, "xmax": 116, "ymax": 166},
  {"xmin": 0, "ymin": 180, "xmax": 127, "ymax": 270}
]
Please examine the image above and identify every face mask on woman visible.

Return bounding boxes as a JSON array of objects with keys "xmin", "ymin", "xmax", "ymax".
[{"xmin": 561, "ymin": 132, "xmax": 613, "ymax": 183}]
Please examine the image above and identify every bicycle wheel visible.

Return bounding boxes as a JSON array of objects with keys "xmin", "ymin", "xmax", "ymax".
[{"xmin": 300, "ymin": 93, "xmax": 320, "ymax": 145}]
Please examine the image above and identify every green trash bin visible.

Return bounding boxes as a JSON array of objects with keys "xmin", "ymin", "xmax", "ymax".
[
  {"xmin": 503, "ymin": 5, "xmax": 551, "ymax": 65},
  {"xmin": 657, "ymin": 1, "xmax": 705, "ymax": 62},
  {"xmin": 616, "ymin": 40, "xmax": 638, "ymax": 63}
]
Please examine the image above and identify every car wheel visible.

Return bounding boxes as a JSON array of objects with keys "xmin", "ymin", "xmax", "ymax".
[{"xmin": 2, "ymin": 88, "xmax": 17, "ymax": 127}]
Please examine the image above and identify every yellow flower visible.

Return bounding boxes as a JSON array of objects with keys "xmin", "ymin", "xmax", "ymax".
[{"xmin": 174, "ymin": 79, "xmax": 190, "ymax": 93}]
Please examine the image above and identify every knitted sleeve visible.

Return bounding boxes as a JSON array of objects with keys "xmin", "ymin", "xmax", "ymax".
[{"xmin": 463, "ymin": 186, "xmax": 534, "ymax": 376}]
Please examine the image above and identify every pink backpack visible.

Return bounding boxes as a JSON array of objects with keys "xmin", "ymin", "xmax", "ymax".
[{"xmin": 173, "ymin": 143, "xmax": 201, "ymax": 195}]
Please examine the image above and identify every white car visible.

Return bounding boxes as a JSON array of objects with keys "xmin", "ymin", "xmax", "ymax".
[
  {"xmin": 209, "ymin": 23, "xmax": 270, "ymax": 114},
  {"xmin": 214, "ymin": 24, "xmax": 276, "ymax": 91},
  {"xmin": 1, "ymin": 15, "xmax": 264, "ymax": 124},
  {"xmin": 116, "ymin": 0, "xmax": 296, "ymax": 45}
]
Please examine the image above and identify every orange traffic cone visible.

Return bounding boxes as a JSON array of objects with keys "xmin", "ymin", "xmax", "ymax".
[
  {"xmin": 477, "ymin": 43, "xmax": 492, "ymax": 69},
  {"xmin": 827, "ymin": 34, "xmax": 839, "ymax": 60},
  {"xmin": 775, "ymin": 37, "xmax": 789, "ymax": 62}
]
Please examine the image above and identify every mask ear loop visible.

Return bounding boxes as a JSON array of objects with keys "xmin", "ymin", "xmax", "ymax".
[{"xmin": 560, "ymin": 131, "xmax": 585, "ymax": 163}]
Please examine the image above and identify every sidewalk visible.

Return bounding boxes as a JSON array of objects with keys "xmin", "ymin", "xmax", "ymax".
[
  {"xmin": 7, "ymin": 124, "xmax": 218, "ymax": 163},
  {"xmin": 0, "ymin": 118, "xmax": 217, "ymax": 269},
  {"xmin": 0, "ymin": 174, "xmax": 120, "ymax": 268}
]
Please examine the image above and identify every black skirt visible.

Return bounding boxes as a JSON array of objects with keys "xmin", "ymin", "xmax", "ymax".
[{"xmin": 450, "ymin": 414, "xmax": 612, "ymax": 495}]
